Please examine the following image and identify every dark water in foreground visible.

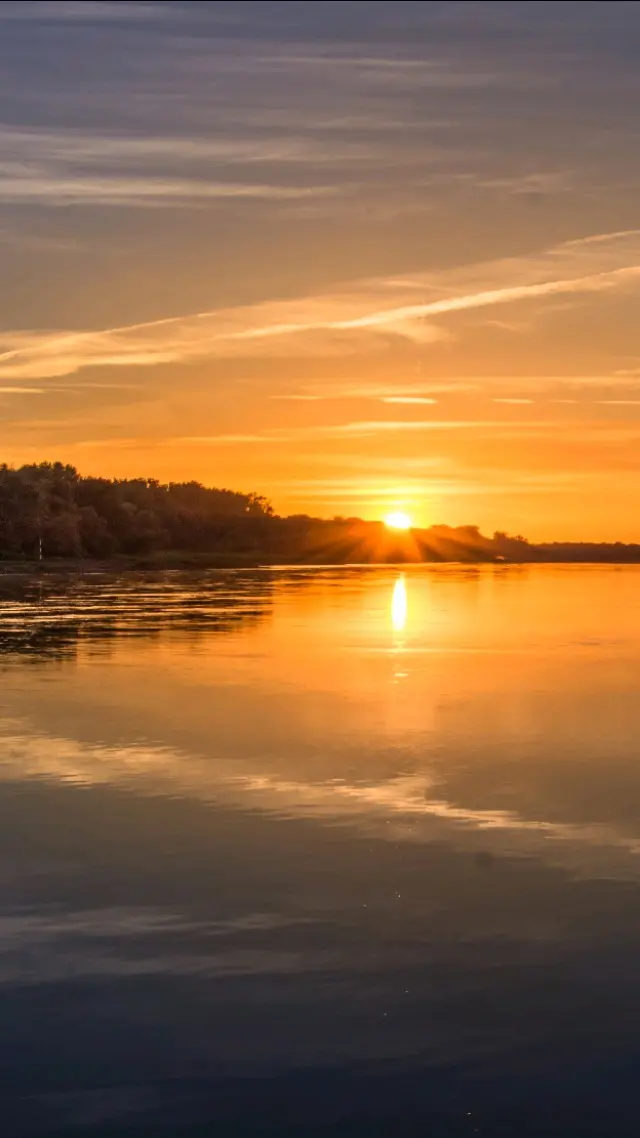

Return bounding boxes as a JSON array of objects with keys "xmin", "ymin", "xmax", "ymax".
[{"xmin": 2, "ymin": 565, "xmax": 640, "ymax": 1136}]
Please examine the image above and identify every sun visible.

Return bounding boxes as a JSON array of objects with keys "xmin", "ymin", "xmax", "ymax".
[{"xmin": 384, "ymin": 511, "xmax": 413, "ymax": 532}]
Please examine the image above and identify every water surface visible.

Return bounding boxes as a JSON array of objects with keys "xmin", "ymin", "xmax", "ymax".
[{"xmin": 2, "ymin": 566, "xmax": 640, "ymax": 1136}]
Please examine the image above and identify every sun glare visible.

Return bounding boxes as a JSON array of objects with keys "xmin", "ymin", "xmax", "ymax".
[{"xmin": 385, "ymin": 511, "xmax": 413, "ymax": 532}]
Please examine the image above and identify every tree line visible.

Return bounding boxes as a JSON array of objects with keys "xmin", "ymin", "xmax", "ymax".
[
  {"xmin": 2, "ymin": 462, "xmax": 639, "ymax": 565},
  {"xmin": 0, "ymin": 463, "xmax": 509, "ymax": 564},
  {"xmin": 0, "ymin": 463, "xmax": 274, "ymax": 559}
]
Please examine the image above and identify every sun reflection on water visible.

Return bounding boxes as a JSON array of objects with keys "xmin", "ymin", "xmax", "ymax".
[{"xmin": 392, "ymin": 575, "xmax": 408, "ymax": 634}]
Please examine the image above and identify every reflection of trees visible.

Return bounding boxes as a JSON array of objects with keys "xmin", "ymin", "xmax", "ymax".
[{"xmin": 0, "ymin": 573, "xmax": 274, "ymax": 664}]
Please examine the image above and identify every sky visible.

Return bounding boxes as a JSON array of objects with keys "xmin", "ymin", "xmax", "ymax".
[{"xmin": 1, "ymin": 1, "xmax": 640, "ymax": 539}]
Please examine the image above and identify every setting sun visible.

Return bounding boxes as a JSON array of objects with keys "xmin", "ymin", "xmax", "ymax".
[{"xmin": 385, "ymin": 512, "xmax": 413, "ymax": 532}]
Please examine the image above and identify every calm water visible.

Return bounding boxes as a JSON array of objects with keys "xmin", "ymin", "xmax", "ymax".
[{"xmin": 2, "ymin": 566, "xmax": 640, "ymax": 1136}]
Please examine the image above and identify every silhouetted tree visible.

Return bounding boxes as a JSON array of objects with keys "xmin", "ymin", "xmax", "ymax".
[{"xmin": 0, "ymin": 463, "xmax": 275, "ymax": 560}]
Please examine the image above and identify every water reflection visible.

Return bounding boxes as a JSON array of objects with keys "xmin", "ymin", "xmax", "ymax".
[
  {"xmin": 0, "ymin": 571, "xmax": 274, "ymax": 662},
  {"xmin": 391, "ymin": 574, "xmax": 408, "ymax": 634},
  {"xmin": 3, "ymin": 567, "xmax": 640, "ymax": 1134},
  {"xmin": 2, "ymin": 566, "xmax": 640, "ymax": 878}
]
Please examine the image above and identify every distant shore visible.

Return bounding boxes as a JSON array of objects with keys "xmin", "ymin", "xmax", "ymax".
[
  {"xmin": 2, "ymin": 464, "xmax": 640, "ymax": 570},
  {"xmin": 3, "ymin": 552, "xmax": 640, "ymax": 577}
]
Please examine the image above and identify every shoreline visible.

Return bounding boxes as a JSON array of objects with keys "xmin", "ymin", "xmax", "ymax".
[
  {"xmin": 3, "ymin": 554, "xmax": 640, "ymax": 577},
  {"xmin": 0, "ymin": 554, "xmax": 266, "ymax": 576}
]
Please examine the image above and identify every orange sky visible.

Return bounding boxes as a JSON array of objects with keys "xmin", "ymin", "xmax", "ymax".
[{"xmin": 2, "ymin": 1, "xmax": 640, "ymax": 540}]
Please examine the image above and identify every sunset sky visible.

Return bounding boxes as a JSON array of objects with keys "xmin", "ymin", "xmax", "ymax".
[{"xmin": 2, "ymin": 0, "xmax": 640, "ymax": 539}]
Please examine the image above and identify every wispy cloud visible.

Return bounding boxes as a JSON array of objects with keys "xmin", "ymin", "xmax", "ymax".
[
  {"xmin": 0, "ymin": 386, "xmax": 45, "ymax": 395},
  {"xmin": 0, "ymin": 122, "xmax": 372, "ymax": 208},
  {"xmin": 493, "ymin": 398, "xmax": 536, "ymax": 405},
  {"xmin": 179, "ymin": 420, "xmax": 566, "ymax": 447},
  {"xmin": 472, "ymin": 171, "xmax": 576, "ymax": 196},
  {"xmin": 268, "ymin": 473, "xmax": 590, "ymax": 501},
  {"xmin": 0, "ymin": 175, "xmax": 331, "ymax": 208},
  {"xmin": 274, "ymin": 393, "xmax": 442, "ymax": 405},
  {"xmin": 597, "ymin": 400, "xmax": 640, "ymax": 407},
  {"xmin": 0, "ymin": 1, "xmax": 165, "ymax": 20},
  {"xmin": 276, "ymin": 382, "xmax": 482, "ymax": 401},
  {"xmin": 1, "ymin": 229, "xmax": 639, "ymax": 381},
  {"xmin": 0, "ymin": 125, "xmax": 389, "ymax": 170},
  {"xmin": 382, "ymin": 396, "xmax": 440, "ymax": 406},
  {"xmin": 213, "ymin": 265, "xmax": 640, "ymax": 355}
]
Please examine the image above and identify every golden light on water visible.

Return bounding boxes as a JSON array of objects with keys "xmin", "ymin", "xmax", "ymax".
[
  {"xmin": 392, "ymin": 575, "xmax": 408, "ymax": 633},
  {"xmin": 385, "ymin": 512, "xmax": 413, "ymax": 532}
]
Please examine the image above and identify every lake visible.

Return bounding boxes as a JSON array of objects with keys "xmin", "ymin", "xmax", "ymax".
[{"xmin": 2, "ymin": 565, "xmax": 640, "ymax": 1136}]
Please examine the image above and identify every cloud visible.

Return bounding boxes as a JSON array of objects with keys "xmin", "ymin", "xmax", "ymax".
[
  {"xmin": 178, "ymin": 420, "xmax": 566, "ymax": 447},
  {"xmin": 0, "ymin": 124, "xmax": 386, "ymax": 171},
  {"xmin": 238, "ymin": 51, "xmax": 534, "ymax": 93},
  {"xmin": 268, "ymin": 473, "xmax": 585, "ymax": 501},
  {"xmin": 267, "ymin": 264, "xmax": 640, "ymax": 339},
  {"xmin": 0, "ymin": 1, "xmax": 165, "ymax": 20},
  {"xmin": 1, "ymin": 229, "xmax": 640, "ymax": 382},
  {"xmin": 274, "ymin": 392, "xmax": 442, "ymax": 405},
  {"xmin": 471, "ymin": 170, "xmax": 577, "ymax": 196},
  {"xmin": 382, "ymin": 397, "xmax": 440, "ymax": 405},
  {"xmin": 0, "ymin": 1, "xmax": 618, "ymax": 249},
  {"xmin": 0, "ymin": 174, "xmax": 332, "ymax": 208},
  {"xmin": 277, "ymin": 382, "xmax": 482, "ymax": 401},
  {"xmin": 0, "ymin": 115, "xmax": 471, "ymax": 215},
  {"xmin": 493, "ymin": 398, "xmax": 536, "ymax": 405},
  {"xmin": 0, "ymin": 111, "xmax": 374, "ymax": 208},
  {"xmin": 0, "ymin": 387, "xmax": 45, "ymax": 395}
]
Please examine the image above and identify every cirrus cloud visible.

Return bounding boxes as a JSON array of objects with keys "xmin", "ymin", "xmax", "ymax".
[{"xmin": 0, "ymin": 229, "xmax": 639, "ymax": 382}]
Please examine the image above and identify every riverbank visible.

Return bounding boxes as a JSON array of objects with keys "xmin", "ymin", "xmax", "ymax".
[
  {"xmin": 3, "ymin": 552, "xmax": 640, "ymax": 576},
  {"xmin": 0, "ymin": 552, "xmax": 267, "ymax": 576}
]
